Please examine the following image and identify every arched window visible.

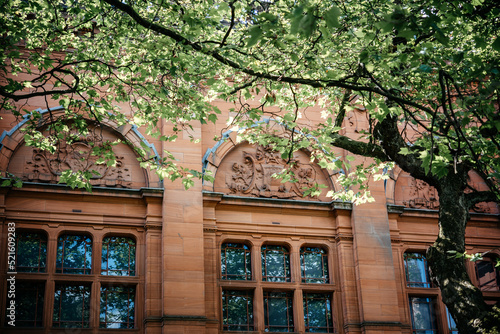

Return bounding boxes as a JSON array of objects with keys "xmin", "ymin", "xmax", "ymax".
[
  {"xmin": 56, "ymin": 234, "xmax": 92, "ymax": 274},
  {"xmin": 300, "ymin": 246, "xmax": 329, "ymax": 283},
  {"xmin": 221, "ymin": 243, "xmax": 252, "ymax": 280},
  {"xmin": 101, "ymin": 236, "xmax": 136, "ymax": 276},
  {"xmin": 16, "ymin": 231, "xmax": 47, "ymax": 273},
  {"xmin": 261, "ymin": 245, "xmax": 291, "ymax": 282},
  {"xmin": 404, "ymin": 252, "xmax": 431, "ymax": 288}
]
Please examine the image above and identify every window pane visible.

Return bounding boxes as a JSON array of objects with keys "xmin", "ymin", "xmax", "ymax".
[
  {"xmin": 8, "ymin": 281, "xmax": 44, "ymax": 327},
  {"xmin": 222, "ymin": 290, "xmax": 254, "ymax": 331},
  {"xmin": 301, "ymin": 247, "xmax": 329, "ymax": 283},
  {"xmin": 56, "ymin": 234, "xmax": 92, "ymax": 274},
  {"xmin": 221, "ymin": 243, "xmax": 251, "ymax": 280},
  {"xmin": 262, "ymin": 245, "xmax": 290, "ymax": 282},
  {"xmin": 264, "ymin": 291, "xmax": 294, "ymax": 332},
  {"xmin": 446, "ymin": 308, "xmax": 459, "ymax": 334},
  {"xmin": 53, "ymin": 284, "xmax": 90, "ymax": 328},
  {"xmin": 102, "ymin": 237, "xmax": 136, "ymax": 276},
  {"xmin": 100, "ymin": 286, "xmax": 135, "ymax": 329},
  {"xmin": 303, "ymin": 293, "xmax": 334, "ymax": 333},
  {"xmin": 476, "ymin": 258, "xmax": 500, "ymax": 291},
  {"xmin": 16, "ymin": 232, "xmax": 47, "ymax": 273},
  {"xmin": 404, "ymin": 253, "xmax": 431, "ymax": 288},
  {"xmin": 409, "ymin": 297, "xmax": 438, "ymax": 334}
]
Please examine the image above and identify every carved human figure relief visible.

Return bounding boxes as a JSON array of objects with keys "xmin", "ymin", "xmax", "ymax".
[{"xmin": 224, "ymin": 145, "xmax": 320, "ymax": 200}]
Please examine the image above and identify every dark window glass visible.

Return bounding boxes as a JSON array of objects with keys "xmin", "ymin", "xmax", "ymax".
[
  {"xmin": 8, "ymin": 281, "xmax": 44, "ymax": 327},
  {"xmin": 476, "ymin": 257, "xmax": 500, "ymax": 291},
  {"xmin": 301, "ymin": 247, "xmax": 329, "ymax": 283},
  {"xmin": 102, "ymin": 236, "xmax": 136, "ymax": 276},
  {"xmin": 303, "ymin": 293, "xmax": 334, "ymax": 333},
  {"xmin": 264, "ymin": 291, "xmax": 294, "ymax": 332},
  {"xmin": 409, "ymin": 297, "xmax": 438, "ymax": 334},
  {"xmin": 53, "ymin": 284, "xmax": 91, "ymax": 328},
  {"xmin": 56, "ymin": 234, "xmax": 92, "ymax": 274},
  {"xmin": 404, "ymin": 253, "xmax": 431, "ymax": 288},
  {"xmin": 16, "ymin": 232, "xmax": 47, "ymax": 273},
  {"xmin": 222, "ymin": 290, "xmax": 254, "ymax": 331},
  {"xmin": 221, "ymin": 243, "xmax": 251, "ymax": 280},
  {"xmin": 261, "ymin": 245, "xmax": 290, "ymax": 282},
  {"xmin": 100, "ymin": 286, "xmax": 135, "ymax": 329}
]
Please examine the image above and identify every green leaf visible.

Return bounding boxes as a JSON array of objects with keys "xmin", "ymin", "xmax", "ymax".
[
  {"xmin": 246, "ymin": 26, "xmax": 262, "ymax": 48},
  {"xmin": 299, "ymin": 11, "xmax": 316, "ymax": 37},
  {"xmin": 399, "ymin": 147, "xmax": 410, "ymax": 155},
  {"xmin": 492, "ymin": 37, "xmax": 500, "ymax": 52},
  {"xmin": 419, "ymin": 64, "xmax": 433, "ymax": 73},
  {"xmin": 325, "ymin": 6, "xmax": 341, "ymax": 29}
]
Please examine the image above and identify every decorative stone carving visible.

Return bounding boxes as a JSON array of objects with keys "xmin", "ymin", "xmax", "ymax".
[
  {"xmin": 403, "ymin": 178, "xmax": 439, "ymax": 210},
  {"xmin": 23, "ymin": 133, "xmax": 132, "ymax": 188},
  {"xmin": 398, "ymin": 174, "xmax": 496, "ymax": 214},
  {"xmin": 466, "ymin": 181, "xmax": 493, "ymax": 214},
  {"xmin": 225, "ymin": 145, "xmax": 319, "ymax": 200}
]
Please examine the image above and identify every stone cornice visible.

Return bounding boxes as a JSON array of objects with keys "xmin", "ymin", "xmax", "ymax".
[
  {"xmin": 1, "ymin": 180, "xmax": 163, "ymax": 199},
  {"xmin": 202, "ymin": 191, "xmax": 352, "ymax": 212}
]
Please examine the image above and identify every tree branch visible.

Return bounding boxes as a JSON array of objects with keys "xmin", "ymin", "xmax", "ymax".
[
  {"xmin": 102, "ymin": 0, "xmax": 436, "ymax": 116},
  {"xmin": 465, "ymin": 190, "xmax": 499, "ymax": 207},
  {"xmin": 330, "ymin": 133, "xmax": 389, "ymax": 161}
]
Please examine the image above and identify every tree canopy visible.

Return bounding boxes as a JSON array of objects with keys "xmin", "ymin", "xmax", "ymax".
[{"xmin": 1, "ymin": 0, "xmax": 500, "ymax": 333}]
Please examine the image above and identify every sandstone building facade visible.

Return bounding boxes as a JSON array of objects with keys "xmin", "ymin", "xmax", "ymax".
[{"xmin": 0, "ymin": 99, "xmax": 499, "ymax": 334}]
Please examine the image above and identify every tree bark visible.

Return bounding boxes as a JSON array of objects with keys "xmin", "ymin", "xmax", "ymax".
[{"xmin": 427, "ymin": 170, "xmax": 500, "ymax": 334}]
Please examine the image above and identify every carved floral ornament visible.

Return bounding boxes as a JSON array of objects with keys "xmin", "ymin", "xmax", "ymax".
[
  {"xmin": 224, "ymin": 145, "xmax": 327, "ymax": 200},
  {"xmin": 23, "ymin": 131, "xmax": 132, "ymax": 188}
]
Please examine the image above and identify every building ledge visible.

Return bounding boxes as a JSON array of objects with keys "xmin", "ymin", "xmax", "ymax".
[{"xmin": 203, "ymin": 191, "xmax": 352, "ymax": 212}]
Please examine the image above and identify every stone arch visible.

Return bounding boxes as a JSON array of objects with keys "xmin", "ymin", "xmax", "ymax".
[
  {"xmin": 0, "ymin": 106, "xmax": 161, "ymax": 189},
  {"xmin": 202, "ymin": 127, "xmax": 337, "ymax": 202},
  {"xmin": 385, "ymin": 165, "xmax": 404, "ymax": 205}
]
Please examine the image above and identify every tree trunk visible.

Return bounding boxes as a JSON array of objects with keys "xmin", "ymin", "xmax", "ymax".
[{"xmin": 427, "ymin": 171, "xmax": 500, "ymax": 334}]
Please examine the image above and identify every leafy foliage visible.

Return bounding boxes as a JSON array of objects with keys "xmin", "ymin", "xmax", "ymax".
[{"xmin": 2, "ymin": 0, "xmax": 500, "ymax": 332}]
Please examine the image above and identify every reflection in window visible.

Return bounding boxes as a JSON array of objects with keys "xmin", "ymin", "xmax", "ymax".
[
  {"xmin": 221, "ymin": 243, "xmax": 251, "ymax": 280},
  {"xmin": 222, "ymin": 290, "xmax": 254, "ymax": 331},
  {"xmin": 102, "ymin": 236, "xmax": 136, "ymax": 276},
  {"xmin": 14, "ymin": 281, "xmax": 44, "ymax": 327},
  {"xmin": 16, "ymin": 232, "xmax": 47, "ymax": 273},
  {"xmin": 264, "ymin": 291, "xmax": 294, "ymax": 332},
  {"xmin": 475, "ymin": 257, "xmax": 500, "ymax": 291},
  {"xmin": 409, "ymin": 297, "xmax": 438, "ymax": 334},
  {"xmin": 56, "ymin": 234, "xmax": 92, "ymax": 274},
  {"xmin": 446, "ymin": 308, "xmax": 459, "ymax": 334},
  {"xmin": 303, "ymin": 293, "xmax": 334, "ymax": 333},
  {"xmin": 100, "ymin": 286, "xmax": 135, "ymax": 329},
  {"xmin": 53, "ymin": 284, "xmax": 91, "ymax": 328},
  {"xmin": 261, "ymin": 245, "xmax": 291, "ymax": 282},
  {"xmin": 301, "ymin": 247, "xmax": 329, "ymax": 283},
  {"xmin": 404, "ymin": 252, "xmax": 431, "ymax": 288}
]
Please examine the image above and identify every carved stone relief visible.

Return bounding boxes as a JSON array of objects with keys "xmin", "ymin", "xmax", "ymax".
[
  {"xmin": 397, "ymin": 172, "xmax": 496, "ymax": 214},
  {"xmin": 403, "ymin": 178, "xmax": 439, "ymax": 210},
  {"xmin": 22, "ymin": 133, "xmax": 132, "ymax": 188},
  {"xmin": 223, "ymin": 145, "xmax": 326, "ymax": 200}
]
